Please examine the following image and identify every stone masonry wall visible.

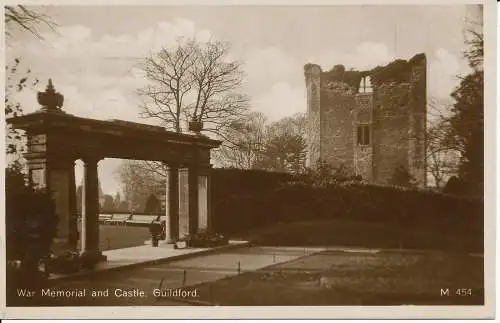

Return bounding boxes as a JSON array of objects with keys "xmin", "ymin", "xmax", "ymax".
[
  {"xmin": 408, "ymin": 57, "xmax": 427, "ymax": 187},
  {"xmin": 354, "ymin": 93, "xmax": 373, "ymax": 181},
  {"xmin": 319, "ymin": 80, "xmax": 355, "ymax": 172},
  {"xmin": 304, "ymin": 64, "xmax": 322, "ymax": 168},
  {"xmin": 305, "ymin": 53, "xmax": 426, "ymax": 187},
  {"xmin": 372, "ymin": 82, "xmax": 411, "ymax": 185}
]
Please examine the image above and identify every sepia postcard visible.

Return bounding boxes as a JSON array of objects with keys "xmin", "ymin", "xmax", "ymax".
[{"xmin": 1, "ymin": 0, "xmax": 496, "ymax": 320}]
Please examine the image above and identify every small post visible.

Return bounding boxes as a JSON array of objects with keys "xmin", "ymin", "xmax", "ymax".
[
  {"xmin": 156, "ymin": 278, "xmax": 164, "ymax": 301},
  {"xmin": 182, "ymin": 269, "xmax": 187, "ymax": 286},
  {"xmin": 237, "ymin": 261, "xmax": 241, "ymax": 275}
]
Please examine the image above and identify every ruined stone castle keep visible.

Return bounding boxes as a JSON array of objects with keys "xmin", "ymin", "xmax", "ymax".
[{"xmin": 305, "ymin": 53, "xmax": 427, "ymax": 187}]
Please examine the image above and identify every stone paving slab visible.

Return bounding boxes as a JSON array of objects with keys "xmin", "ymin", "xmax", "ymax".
[
  {"xmin": 49, "ymin": 240, "xmax": 249, "ymax": 282},
  {"xmin": 158, "ymin": 253, "xmax": 296, "ymax": 271},
  {"xmin": 226, "ymin": 246, "xmax": 326, "ymax": 256},
  {"xmin": 39, "ymin": 246, "xmax": 327, "ymax": 306}
]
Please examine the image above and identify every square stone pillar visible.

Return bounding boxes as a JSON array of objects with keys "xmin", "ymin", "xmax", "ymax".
[
  {"xmin": 178, "ymin": 168, "xmax": 190, "ymax": 238},
  {"xmin": 80, "ymin": 157, "xmax": 106, "ymax": 261},
  {"xmin": 68, "ymin": 163, "xmax": 78, "ymax": 248},
  {"xmin": 207, "ymin": 165, "xmax": 214, "ymax": 233},
  {"xmin": 188, "ymin": 165, "xmax": 199, "ymax": 235},
  {"xmin": 198, "ymin": 174, "xmax": 208, "ymax": 231},
  {"xmin": 198, "ymin": 165, "xmax": 213, "ymax": 232},
  {"xmin": 27, "ymin": 157, "xmax": 77, "ymax": 254},
  {"xmin": 166, "ymin": 164, "xmax": 179, "ymax": 242}
]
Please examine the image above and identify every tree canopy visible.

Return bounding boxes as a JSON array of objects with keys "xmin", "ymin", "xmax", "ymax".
[{"xmin": 137, "ymin": 37, "xmax": 249, "ymax": 137}]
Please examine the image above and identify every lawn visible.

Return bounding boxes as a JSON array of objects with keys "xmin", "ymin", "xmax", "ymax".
[
  {"xmin": 236, "ymin": 218, "xmax": 483, "ymax": 252},
  {"xmin": 186, "ymin": 250, "xmax": 484, "ymax": 306},
  {"xmin": 76, "ymin": 223, "xmax": 152, "ymax": 251},
  {"xmin": 98, "ymin": 225, "xmax": 152, "ymax": 251}
]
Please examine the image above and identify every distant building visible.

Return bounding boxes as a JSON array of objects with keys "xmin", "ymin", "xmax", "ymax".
[{"xmin": 304, "ymin": 53, "xmax": 427, "ymax": 187}]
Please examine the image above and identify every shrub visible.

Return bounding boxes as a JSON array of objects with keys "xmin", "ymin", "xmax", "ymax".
[
  {"xmin": 178, "ymin": 230, "xmax": 228, "ymax": 248},
  {"xmin": 6, "ymin": 166, "xmax": 58, "ymax": 269},
  {"xmin": 6, "ymin": 164, "xmax": 59, "ymax": 304},
  {"xmin": 46, "ymin": 251, "xmax": 80, "ymax": 274}
]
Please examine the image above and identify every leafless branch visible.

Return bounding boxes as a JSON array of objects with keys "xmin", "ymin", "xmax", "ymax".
[
  {"xmin": 137, "ymin": 37, "xmax": 249, "ymax": 138},
  {"xmin": 5, "ymin": 5, "xmax": 57, "ymax": 40}
]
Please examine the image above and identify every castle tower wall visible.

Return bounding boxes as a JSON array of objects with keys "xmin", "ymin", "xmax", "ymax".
[
  {"xmin": 305, "ymin": 53, "xmax": 426, "ymax": 187},
  {"xmin": 304, "ymin": 64, "xmax": 322, "ymax": 168},
  {"xmin": 408, "ymin": 56, "xmax": 427, "ymax": 187},
  {"xmin": 319, "ymin": 85, "xmax": 356, "ymax": 172},
  {"xmin": 372, "ymin": 82, "xmax": 411, "ymax": 184},
  {"xmin": 354, "ymin": 93, "xmax": 374, "ymax": 181}
]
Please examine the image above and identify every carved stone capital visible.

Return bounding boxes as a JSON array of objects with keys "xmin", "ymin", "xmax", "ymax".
[{"xmin": 81, "ymin": 155, "xmax": 102, "ymax": 166}]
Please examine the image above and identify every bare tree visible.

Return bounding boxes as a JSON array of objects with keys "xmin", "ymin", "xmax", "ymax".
[
  {"xmin": 137, "ymin": 37, "xmax": 249, "ymax": 136},
  {"xmin": 213, "ymin": 112, "xmax": 267, "ymax": 169},
  {"xmin": 463, "ymin": 4, "xmax": 483, "ymax": 71},
  {"xmin": 256, "ymin": 113, "xmax": 308, "ymax": 174},
  {"xmin": 138, "ymin": 38, "xmax": 197, "ymax": 132},
  {"xmin": 425, "ymin": 97, "xmax": 460, "ymax": 189},
  {"xmin": 116, "ymin": 160, "xmax": 166, "ymax": 211},
  {"xmin": 5, "ymin": 5, "xmax": 56, "ymax": 39},
  {"xmin": 426, "ymin": 121, "xmax": 460, "ymax": 188},
  {"xmin": 5, "ymin": 6, "xmax": 57, "ymax": 159},
  {"xmin": 213, "ymin": 112, "xmax": 308, "ymax": 173}
]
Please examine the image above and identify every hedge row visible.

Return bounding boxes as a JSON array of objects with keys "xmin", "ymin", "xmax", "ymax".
[
  {"xmin": 212, "ymin": 168, "xmax": 292, "ymax": 196},
  {"xmin": 211, "ymin": 170, "xmax": 483, "ymax": 250}
]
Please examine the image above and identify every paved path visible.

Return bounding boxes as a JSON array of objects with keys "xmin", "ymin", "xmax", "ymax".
[
  {"xmin": 26, "ymin": 246, "xmax": 325, "ymax": 306},
  {"xmin": 49, "ymin": 240, "xmax": 248, "ymax": 281}
]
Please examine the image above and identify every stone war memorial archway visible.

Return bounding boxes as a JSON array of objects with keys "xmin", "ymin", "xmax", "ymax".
[{"xmin": 7, "ymin": 80, "xmax": 221, "ymax": 263}]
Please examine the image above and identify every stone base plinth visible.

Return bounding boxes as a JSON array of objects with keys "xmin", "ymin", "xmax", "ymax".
[
  {"xmin": 80, "ymin": 250, "xmax": 107, "ymax": 263},
  {"xmin": 51, "ymin": 237, "xmax": 78, "ymax": 256}
]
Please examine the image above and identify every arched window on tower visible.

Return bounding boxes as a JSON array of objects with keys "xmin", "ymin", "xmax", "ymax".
[{"xmin": 359, "ymin": 76, "xmax": 373, "ymax": 93}]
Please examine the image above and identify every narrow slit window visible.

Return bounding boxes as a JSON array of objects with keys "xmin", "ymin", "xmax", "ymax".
[{"xmin": 357, "ymin": 125, "xmax": 370, "ymax": 146}]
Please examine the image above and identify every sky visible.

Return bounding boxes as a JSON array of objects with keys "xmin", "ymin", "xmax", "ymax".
[{"xmin": 6, "ymin": 5, "xmax": 478, "ymax": 195}]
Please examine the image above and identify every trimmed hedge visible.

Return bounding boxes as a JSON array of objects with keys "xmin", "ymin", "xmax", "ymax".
[
  {"xmin": 211, "ymin": 169, "xmax": 483, "ymax": 251},
  {"xmin": 211, "ymin": 168, "xmax": 292, "ymax": 232},
  {"xmin": 212, "ymin": 168, "xmax": 292, "ymax": 195}
]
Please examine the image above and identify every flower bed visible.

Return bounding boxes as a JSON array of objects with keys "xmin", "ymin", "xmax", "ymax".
[
  {"xmin": 45, "ymin": 251, "xmax": 99, "ymax": 274},
  {"xmin": 46, "ymin": 251, "xmax": 80, "ymax": 274},
  {"xmin": 175, "ymin": 230, "xmax": 228, "ymax": 249}
]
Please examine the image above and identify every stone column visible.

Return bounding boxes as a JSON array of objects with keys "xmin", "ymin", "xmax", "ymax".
[
  {"xmin": 178, "ymin": 168, "xmax": 190, "ymax": 238},
  {"xmin": 198, "ymin": 164, "xmax": 212, "ymax": 232},
  {"xmin": 46, "ymin": 159, "xmax": 73, "ymax": 254},
  {"xmin": 68, "ymin": 163, "xmax": 78, "ymax": 248},
  {"xmin": 167, "ymin": 164, "xmax": 179, "ymax": 242},
  {"xmin": 197, "ymin": 174, "xmax": 208, "ymax": 231},
  {"xmin": 23, "ymin": 154, "xmax": 74, "ymax": 254},
  {"xmin": 207, "ymin": 165, "xmax": 214, "ymax": 233},
  {"xmin": 188, "ymin": 165, "xmax": 199, "ymax": 235},
  {"xmin": 81, "ymin": 156, "xmax": 106, "ymax": 261}
]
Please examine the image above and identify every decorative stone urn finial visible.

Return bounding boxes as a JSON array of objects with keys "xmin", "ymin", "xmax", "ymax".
[
  {"xmin": 37, "ymin": 79, "xmax": 64, "ymax": 112},
  {"xmin": 188, "ymin": 118, "xmax": 203, "ymax": 134}
]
